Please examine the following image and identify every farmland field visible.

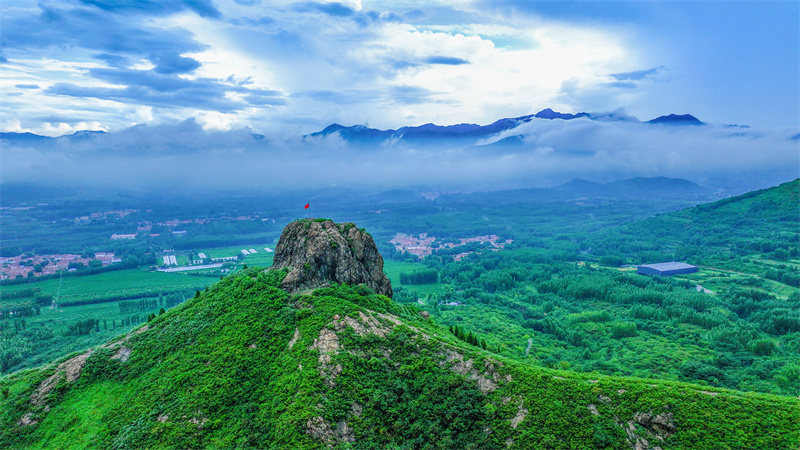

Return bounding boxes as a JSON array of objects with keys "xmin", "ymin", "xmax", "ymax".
[
  {"xmin": 0, "ymin": 269, "xmax": 213, "ymax": 306},
  {"xmin": 383, "ymin": 260, "xmax": 446, "ymax": 297},
  {"xmin": 200, "ymin": 243, "xmax": 277, "ymax": 267},
  {"xmin": 0, "ymin": 269, "xmax": 213, "ymax": 372},
  {"xmin": 4, "ymin": 300, "xmax": 169, "ymax": 371}
]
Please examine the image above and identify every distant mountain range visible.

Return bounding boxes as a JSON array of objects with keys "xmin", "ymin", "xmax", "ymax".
[
  {"xmin": 554, "ymin": 176, "xmax": 713, "ymax": 197},
  {"xmin": 1, "ymin": 110, "xmax": 783, "ymax": 149},
  {"xmin": 305, "ymin": 109, "xmax": 706, "ymax": 146},
  {"xmin": 0, "ymin": 176, "xmax": 716, "ymax": 207},
  {"xmin": 0, "ymin": 129, "xmax": 106, "ymax": 145},
  {"xmin": 6, "ymin": 110, "xmax": 796, "ymax": 152},
  {"xmin": 412, "ymin": 176, "xmax": 717, "ymax": 207},
  {"xmin": 645, "ymin": 114, "xmax": 704, "ymax": 126}
]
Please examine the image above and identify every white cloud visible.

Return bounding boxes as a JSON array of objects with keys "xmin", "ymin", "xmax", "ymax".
[
  {"xmin": 126, "ymin": 106, "xmax": 155, "ymax": 125},
  {"xmin": 3, "ymin": 116, "xmax": 795, "ymax": 195},
  {"xmin": 2, "ymin": 118, "xmax": 24, "ymax": 133},
  {"xmin": 135, "ymin": 2, "xmax": 644, "ymax": 133},
  {"xmin": 1, "ymin": 117, "xmax": 107, "ymax": 136},
  {"xmin": 195, "ymin": 110, "xmax": 237, "ymax": 131},
  {"xmin": 2, "ymin": 0, "xmax": 796, "ymax": 135}
]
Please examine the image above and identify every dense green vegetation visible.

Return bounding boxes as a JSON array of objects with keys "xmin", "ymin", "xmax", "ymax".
[
  {"xmin": 0, "ymin": 275, "xmax": 206, "ymax": 374},
  {"xmin": 396, "ymin": 180, "xmax": 800, "ymax": 396},
  {"xmin": 420, "ymin": 255, "xmax": 799, "ymax": 395},
  {"xmin": 399, "ymin": 268, "xmax": 438, "ymax": 285},
  {"xmin": 1, "ymin": 178, "xmax": 798, "ymax": 447},
  {"xmin": 587, "ymin": 179, "xmax": 799, "ymax": 274},
  {"xmin": 0, "ymin": 292, "xmax": 198, "ymax": 373},
  {"xmin": 1, "ymin": 269, "xmax": 212, "ymax": 306},
  {"xmin": 5, "ymin": 180, "xmax": 797, "ymax": 395},
  {"xmin": 0, "ymin": 269, "xmax": 796, "ymax": 449}
]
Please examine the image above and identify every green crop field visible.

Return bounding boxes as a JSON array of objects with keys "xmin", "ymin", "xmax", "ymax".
[
  {"xmin": 240, "ymin": 252, "xmax": 275, "ymax": 267},
  {"xmin": 383, "ymin": 260, "xmax": 447, "ymax": 297},
  {"xmin": 0, "ymin": 269, "xmax": 211, "ymax": 373},
  {"xmin": 0, "ymin": 269, "xmax": 213, "ymax": 306},
  {"xmin": 6, "ymin": 301, "xmax": 163, "ymax": 371}
]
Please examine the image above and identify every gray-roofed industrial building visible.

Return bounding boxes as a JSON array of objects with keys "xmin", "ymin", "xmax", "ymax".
[{"xmin": 637, "ymin": 262, "xmax": 697, "ymax": 277}]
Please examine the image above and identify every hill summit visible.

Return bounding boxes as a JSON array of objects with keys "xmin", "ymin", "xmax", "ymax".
[{"xmin": 270, "ymin": 219, "xmax": 392, "ymax": 298}]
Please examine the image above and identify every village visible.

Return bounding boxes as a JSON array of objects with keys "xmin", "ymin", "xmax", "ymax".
[
  {"xmin": 0, "ymin": 252, "xmax": 121, "ymax": 280},
  {"xmin": 389, "ymin": 233, "xmax": 513, "ymax": 261},
  {"xmin": 0, "ymin": 203, "xmax": 285, "ymax": 281}
]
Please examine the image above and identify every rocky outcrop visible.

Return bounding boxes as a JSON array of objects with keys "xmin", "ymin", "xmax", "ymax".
[{"xmin": 269, "ymin": 219, "xmax": 392, "ymax": 297}]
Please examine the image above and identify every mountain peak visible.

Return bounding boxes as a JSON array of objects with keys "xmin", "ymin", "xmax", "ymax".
[
  {"xmin": 269, "ymin": 219, "xmax": 392, "ymax": 298},
  {"xmin": 316, "ymin": 123, "xmax": 347, "ymax": 135},
  {"xmin": 646, "ymin": 114, "xmax": 704, "ymax": 125},
  {"xmin": 534, "ymin": 108, "xmax": 589, "ymax": 120}
]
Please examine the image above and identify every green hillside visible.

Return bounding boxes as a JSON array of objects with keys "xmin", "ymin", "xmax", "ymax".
[
  {"xmin": 1, "ymin": 268, "xmax": 797, "ymax": 449},
  {"xmin": 396, "ymin": 180, "xmax": 799, "ymax": 397},
  {"xmin": 589, "ymin": 178, "xmax": 799, "ymax": 271}
]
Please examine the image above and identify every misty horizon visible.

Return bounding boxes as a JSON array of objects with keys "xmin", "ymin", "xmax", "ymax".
[{"xmin": 2, "ymin": 110, "xmax": 797, "ymax": 195}]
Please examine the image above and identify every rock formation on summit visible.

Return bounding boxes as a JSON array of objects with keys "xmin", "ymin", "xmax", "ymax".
[{"xmin": 269, "ymin": 219, "xmax": 392, "ymax": 297}]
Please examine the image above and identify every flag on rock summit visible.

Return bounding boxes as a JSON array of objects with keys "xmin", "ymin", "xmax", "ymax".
[{"xmin": 304, "ymin": 203, "xmax": 310, "ymax": 209}]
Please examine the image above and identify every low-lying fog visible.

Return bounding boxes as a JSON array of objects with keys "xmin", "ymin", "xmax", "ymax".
[{"xmin": 3, "ymin": 117, "xmax": 797, "ymax": 194}]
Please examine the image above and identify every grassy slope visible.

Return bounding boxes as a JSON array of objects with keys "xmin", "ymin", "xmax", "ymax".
[{"xmin": 1, "ymin": 268, "xmax": 797, "ymax": 449}]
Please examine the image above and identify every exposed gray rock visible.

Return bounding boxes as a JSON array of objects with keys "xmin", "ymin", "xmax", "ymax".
[
  {"xmin": 623, "ymin": 410, "xmax": 676, "ymax": 449},
  {"xmin": 634, "ymin": 411, "xmax": 676, "ymax": 436},
  {"xmin": 270, "ymin": 219, "xmax": 392, "ymax": 297}
]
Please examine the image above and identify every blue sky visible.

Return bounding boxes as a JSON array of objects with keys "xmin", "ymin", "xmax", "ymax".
[{"xmin": 1, "ymin": 0, "xmax": 798, "ymax": 136}]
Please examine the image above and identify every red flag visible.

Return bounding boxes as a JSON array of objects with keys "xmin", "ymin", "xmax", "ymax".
[{"xmin": 304, "ymin": 203, "xmax": 310, "ymax": 209}]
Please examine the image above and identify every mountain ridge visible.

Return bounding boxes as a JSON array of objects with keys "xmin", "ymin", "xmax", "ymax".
[
  {"xmin": 305, "ymin": 109, "xmax": 706, "ymax": 146},
  {"xmin": 0, "ymin": 129, "xmax": 106, "ymax": 143},
  {"xmin": 554, "ymin": 176, "xmax": 711, "ymax": 195},
  {"xmin": 646, "ymin": 114, "xmax": 704, "ymax": 126}
]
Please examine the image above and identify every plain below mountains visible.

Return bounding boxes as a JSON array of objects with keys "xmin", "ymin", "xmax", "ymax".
[{"xmin": 0, "ymin": 218, "xmax": 797, "ymax": 449}]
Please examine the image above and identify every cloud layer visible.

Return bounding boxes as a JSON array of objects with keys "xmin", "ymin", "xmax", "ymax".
[
  {"xmin": 5, "ymin": 0, "xmax": 794, "ymax": 137},
  {"xmin": 3, "ymin": 117, "xmax": 796, "ymax": 194}
]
